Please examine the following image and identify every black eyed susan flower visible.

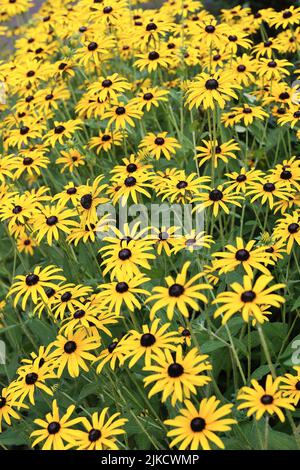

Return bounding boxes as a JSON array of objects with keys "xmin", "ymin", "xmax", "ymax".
[
  {"xmin": 134, "ymin": 47, "xmax": 173, "ymax": 72},
  {"xmin": 51, "ymin": 283, "xmax": 93, "ymax": 320},
  {"xmin": 30, "ymin": 204, "xmax": 78, "ymax": 246},
  {"xmin": 0, "ymin": 387, "xmax": 28, "ymax": 432},
  {"xmin": 157, "ymin": 171, "xmax": 210, "ymax": 203},
  {"xmin": 110, "ymin": 153, "xmax": 152, "ymax": 180},
  {"xmin": 77, "ymin": 175, "xmax": 108, "ymax": 225},
  {"xmin": 44, "ymin": 119, "xmax": 82, "ymax": 147},
  {"xmin": 212, "ymin": 237, "xmax": 274, "ymax": 278},
  {"xmin": 8, "ymin": 265, "xmax": 65, "ymax": 310},
  {"xmin": 172, "ymin": 230, "xmax": 214, "ymax": 254},
  {"xmin": 225, "ymin": 168, "xmax": 264, "ymax": 193},
  {"xmin": 88, "ymin": 129, "xmax": 123, "ymax": 154},
  {"xmin": 121, "ymin": 319, "xmax": 181, "ymax": 368},
  {"xmin": 196, "ymin": 139, "xmax": 239, "ymax": 168},
  {"xmin": 56, "ymin": 149, "xmax": 86, "ymax": 173},
  {"xmin": 252, "ymin": 38, "xmax": 280, "ymax": 58},
  {"xmin": 100, "ymin": 238, "xmax": 155, "ymax": 280},
  {"xmin": 165, "ymin": 397, "xmax": 236, "ymax": 450},
  {"xmin": 269, "ymin": 6, "xmax": 300, "ymax": 29},
  {"xmin": 193, "ymin": 185, "xmax": 243, "ymax": 217},
  {"xmin": 9, "ymin": 358, "xmax": 56, "ymax": 405},
  {"xmin": 246, "ymin": 179, "xmax": 292, "ymax": 210},
  {"xmin": 185, "ymin": 71, "xmax": 241, "ymax": 110},
  {"xmin": 256, "ymin": 58, "xmax": 292, "ymax": 81},
  {"xmin": 103, "ymin": 100, "xmax": 143, "ymax": 130},
  {"xmin": 75, "ymin": 35, "xmax": 115, "ymax": 67},
  {"xmin": 97, "ymin": 273, "xmax": 150, "ymax": 315},
  {"xmin": 274, "ymin": 210, "xmax": 300, "ymax": 254},
  {"xmin": 228, "ymin": 105, "xmax": 268, "ymax": 126},
  {"xmin": 95, "ymin": 338, "xmax": 126, "ymax": 373},
  {"xmin": 30, "ymin": 399, "xmax": 83, "ymax": 450},
  {"xmin": 16, "ymin": 229, "xmax": 37, "ymax": 256},
  {"xmin": 131, "ymin": 86, "xmax": 169, "ymax": 112},
  {"xmin": 111, "ymin": 171, "xmax": 152, "ymax": 206},
  {"xmin": 139, "ymin": 132, "xmax": 180, "ymax": 160},
  {"xmin": 143, "ymin": 345, "xmax": 211, "ymax": 405},
  {"xmin": 147, "ymin": 261, "xmax": 212, "ymax": 320},
  {"xmin": 237, "ymin": 375, "xmax": 295, "ymax": 422},
  {"xmin": 59, "ymin": 301, "xmax": 118, "ymax": 337},
  {"xmin": 280, "ymin": 367, "xmax": 300, "ymax": 405},
  {"xmin": 51, "ymin": 328, "xmax": 99, "ymax": 378},
  {"xmin": 148, "ymin": 226, "xmax": 180, "ymax": 256},
  {"xmin": 213, "ymin": 274, "xmax": 285, "ymax": 324},
  {"xmin": 76, "ymin": 409, "xmax": 127, "ymax": 450}
]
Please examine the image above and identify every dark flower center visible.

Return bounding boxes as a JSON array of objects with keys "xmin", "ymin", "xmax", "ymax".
[
  {"xmin": 185, "ymin": 238, "xmax": 196, "ymax": 246},
  {"xmin": 154, "ymin": 137, "xmax": 165, "ymax": 145},
  {"xmin": 23, "ymin": 156, "xmax": 34, "ymax": 166},
  {"xmin": 24, "ymin": 239, "xmax": 31, "ymax": 246},
  {"xmin": 140, "ymin": 333, "xmax": 156, "ymax": 347},
  {"xmin": 228, "ymin": 35, "xmax": 237, "ymax": 41},
  {"xmin": 169, "ymin": 283, "xmax": 184, "ymax": 297},
  {"xmin": 67, "ymin": 187, "xmax": 77, "ymax": 195},
  {"xmin": 190, "ymin": 417, "xmax": 206, "ymax": 432},
  {"xmin": 116, "ymin": 106, "xmax": 126, "ymax": 115},
  {"xmin": 295, "ymin": 381, "xmax": 300, "ymax": 390},
  {"xmin": 283, "ymin": 10, "xmax": 292, "ymax": 19},
  {"xmin": 54, "ymin": 125, "xmax": 65, "ymax": 134},
  {"xmin": 46, "ymin": 287, "xmax": 55, "ymax": 298},
  {"xmin": 146, "ymin": 22, "xmax": 157, "ymax": 31},
  {"xmin": 148, "ymin": 51, "xmax": 159, "ymax": 60},
  {"xmin": 168, "ymin": 363, "xmax": 184, "ymax": 377},
  {"xmin": 205, "ymin": 25, "xmax": 215, "ymax": 33},
  {"xmin": 108, "ymin": 341, "xmax": 118, "ymax": 353},
  {"xmin": 265, "ymin": 247, "xmax": 274, "ymax": 253},
  {"xmin": 261, "ymin": 394, "xmax": 274, "ymax": 405},
  {"xmin": 159, "ymin": 231, "xmax": 169, "ymax": 240},
  {"xmin": 88, "ymin": 428, "xmax": 102, "ymax": 441},
  {"xmin": 235, "ymin": 249, "xmax": 250, "ymax": 261},
  {"xmin": 243, "ymin": 107, "xmax": 252, "ymax": 114},
  {"xmin": 241, "ymin": 290, "xmax": 256, "ymax": 302},
  {"xmin": 264, "ymin": 40, "xmax": 272, "ymax": 47},
  {"xmin": 116, "ymin": 281, "xmax": 129, "ymax": 293},
  {"xmin": 102, "ymin": 134, "xmax": 111, "ymax": 141},
  {"xmin": 25, "ymin": 372, "xmax": 38, "ymax": 385},
  {"xmin": 73, "ymin": 309, "xmax": 85, "ymax": 319},
  {"xmin": 213, "ymin": 53, "xmax": 221, "ymax": 61},
  {"xmin": 127, "ymin": 163, "xmax": 137, "ymax": 173},
  {"xmin": 209, "ymin": 189, "xmax": 223, "ymax": 201},
  {"xmin": 47, "ymin": 422, "xmax": 61, "ymax": 434},
  {"xmin": 268, "ymin": 60, "xmax": 277, "ymax": 68},
  {"xmin": 20, "ymin": 126, "xmax": 29, "ymax": 135},
  {"xmin": 79, "ymin": 26, "xmax": 87, "ymax": 32},
  {"xmin": 294, "ymin": 111, "xmax": 300, "ymax": 118},
  {"xmin": 80, "ymin": 193, "xmax": 93, "ymax": 209},
  {"xmin": 0, "ymin": 397, "xmax": 6, "ymax": 408},
  {"xmin": 88, "ymin": 42, "xmax": 98, "ymax": 51},
  {"xmin": 102, "ymin": 79, "xmax": 112, "ymax": 88},
  {"xmin": 176, "ymin": 180, "xmax": 188, "ymax": 189},
  {"xmin": 13, "ymin": 205, "xmax": 22, "ymax": 214},
  {"xmin": 124, "ymin": 176, "xmax": 136, "ymax": 187},
  {"xmin": 64, "ymin": 340, "xmax": 77, "ymax": 353},
  {"xmin": 182, "ymin": 328, "xmax": 191, "ymax": 337},
  {"xmin": 236, "ymin": 174, "xmax": 247, "ymax": 182},
  {"xmin": 58, "ymin": 62, "xmax": 67, "ymax": 70},
  {"xmin": 237, "ymin": 64, "xmax": 246, "ymax": 72},
  {"xmin": 61, "ymin": 291, "xmax": 72, "ymax": 302},
  {"xmin": 25, "ymin": 274, "xmax": 39, "ymax": 286},
  {"xmin": 288, "ymin": 223, "xmax": 299, "ymax": 234},
  {"xmin": 118, "ymin": 248, "xmax": 132, "ymax": 260},
  {"xmin": 280, "ymin": 170, "xmax": 292, "ymax": 180},
  {"xmin": 263, "ymin": 182, "xmax": 275, "ymax": 192},
  {"xmin": 46, "ymin": 216, "xmax": 58, "ymax": 226},
  {"xmin": 279, "ymin": 92, "xmax": 290, "ymax": 100},
  {"xmin": 143, "ymin": 92, "xmax": 153, "ymax": 101},
  {"xmin": 205, "ymin": 79, "xmax": 218, "ymax": 90},
  {"xmin": 103, "ymin": 6, "xmax": 112, "ymax": 13},
  {"xmin": 26, "ymin": 70, "xmax": 35, "ymax": 77}
]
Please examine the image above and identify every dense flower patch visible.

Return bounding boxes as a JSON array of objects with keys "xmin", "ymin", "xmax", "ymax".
[{"xmin": 1, "ymin": 0, "xmax": 300, "ymax": 451}]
